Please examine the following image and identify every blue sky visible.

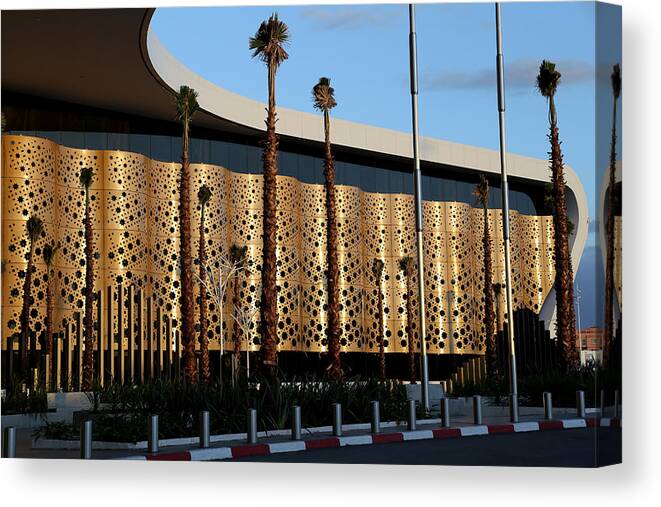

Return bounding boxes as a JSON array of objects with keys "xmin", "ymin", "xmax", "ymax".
[{"xmin": 152, "ymin": 2, "xmax": 621, "ymax": 327}]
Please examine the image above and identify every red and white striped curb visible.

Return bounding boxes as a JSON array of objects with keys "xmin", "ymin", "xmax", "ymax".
[{"xmin": 117, "ymin": 417, "xmax": 620, "ymax": 462}]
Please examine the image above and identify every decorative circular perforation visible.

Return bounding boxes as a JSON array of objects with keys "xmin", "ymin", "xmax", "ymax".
[{"xmin": 2, "ymin": 135, "xmax": 556, "ymax": 355}]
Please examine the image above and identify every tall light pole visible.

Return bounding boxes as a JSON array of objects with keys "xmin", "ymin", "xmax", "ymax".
[
  {"xmin": 495, "ymin": 3, "xmax": 519, "ymax": 423},
  {"xmin": 408, "ymin": 3, "xmax": 430, "ymax": 412}
]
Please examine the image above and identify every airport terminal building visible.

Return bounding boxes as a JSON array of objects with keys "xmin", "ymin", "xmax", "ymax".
[{"xmin": 1, "ymin": 9, "xmax": 588, "ymax": 383}]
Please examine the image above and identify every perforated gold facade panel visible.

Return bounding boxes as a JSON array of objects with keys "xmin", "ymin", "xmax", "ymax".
[{"xmin": 1, "ymin": 135, "xmax": 554, "ymax": 355}]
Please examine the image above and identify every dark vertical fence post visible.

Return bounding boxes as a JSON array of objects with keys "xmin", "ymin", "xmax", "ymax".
[
  {"xmin": 138, "ymin": 288, "xmax": 145, "ymax": 383},
  {"xmin": 117, "ymin": 284, "xmax": 124, "ymax": 384},
  {"xmin": 96, "ymin": 289, "xmax": 104, "ymax": 387},
  {"xmin": 127, "ymin": 284, "xmax": 135, "ymax": 383}
]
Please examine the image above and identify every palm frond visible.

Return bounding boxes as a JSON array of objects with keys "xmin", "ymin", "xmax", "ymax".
[
  {"xmin": 79, "ymin": 167, "xmax": 95, "ymax": 189},
  {"xmin": 229, "ymin": 243, "xmax": 249, "ymax": 267},
  {"xmin": 312, "ymin": 77, "xmax": 337, "ymax": 112},
  {"xmin": 197, "ymin": 184, "xmax": 212, "ymax": 207},
  {"xmin": 398, "ymin": 256, "xmax": 414, "ymax": 276},
  {"xmin": 611, "ymin": 63, "xmax": 621, "ymax": 99},
  {"xmin": 26, "ymin": 215, "xmax": 44, "ymax": 243},
  {"xmin": 473, "ymin": 174, "xmax": 489, "ymax": 207},
  {"xmin": 174, "ymin": 85, "xmax": 199, "ymax": 123},
  {"xmin": 371, "ymin": 258, "xmax": 385, "ymax": 278},
  {"xmin": 42, "ymin": 241, "xmax": 59, "ymax": 267},
  {"xmin": 536, "ymin": 60, "xmax": 561, "ymax": 98},
  {"xmin": 249, "ymin": 13, "xmax": 290, "ymax": 68}
]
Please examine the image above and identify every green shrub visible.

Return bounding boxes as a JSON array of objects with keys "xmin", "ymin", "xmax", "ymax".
[{"xmin": 1, "ymin": 374, "xmax": 48, "ymax": 415}]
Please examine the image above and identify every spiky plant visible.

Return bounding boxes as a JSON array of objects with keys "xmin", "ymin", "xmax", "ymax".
[
  {"xmin": 536, "ymin": 60, "xmax": 579, "ymax": 370},
  {"xmin": 312, "ymin": 77, "xmax": 342, "ymax": 378},
  {"xmin": 42, "ymin": 241, "xmax": 59, "ymax": 386},
  {"xmin": 175, "ymin": 85, "xmax": 200, "ymax": 384},
  {"xmin": 398, "ymin": 256, "xmax": 417, "ymax": 383},
  {"xmin": 372, "ymin": 259, "xmax": 386, "ymax": 380},
  {"xmin": 604, "ymin": 63, "xmax": 621, "ymax": 368},
  {"xmin": 19, "ymin": 215, "xmax": 44, "ymax": 377},
  {"xmin": 229, "ymin": 244, "xmax": 249, "ymax": 376},
  {"xmin": 197, "ymin": 184, "xmax": 212, "ymax": 384},
  {"xmin": 473, "ymin": 175, "xmax": 497, "ymax": 378},
  {"xmin": 249, "ymin": 13, "xmax": 290, "ymax": 374},
  {"xmin": 79, "ymin": 167, "xmax": 96, "ymax": 390}
]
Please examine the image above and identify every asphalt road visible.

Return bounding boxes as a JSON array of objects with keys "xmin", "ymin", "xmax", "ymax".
[{"xmin": 235, "ymin": 428, "xmax": 622, "ymax": 467}]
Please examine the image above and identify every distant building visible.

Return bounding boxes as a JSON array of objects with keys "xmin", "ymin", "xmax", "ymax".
[{"xmin": 577, "ymin": 327, "xmax": 604, "ymax": 365}]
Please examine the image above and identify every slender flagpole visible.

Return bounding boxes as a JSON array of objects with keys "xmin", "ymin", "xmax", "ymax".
[
  {"xmin": 408, "ymin": 3, "xmax": 430, "ymax": 413},
  {"xmin": 495, "ymin": 2, "xmax": 519, "ymax": 423}
]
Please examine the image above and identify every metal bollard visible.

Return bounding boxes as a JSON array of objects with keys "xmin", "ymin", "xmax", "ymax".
[
  {"xmin": 407, "ymin": 399, "xmax": 417, "ymax": 431},
  {"xmin": 576, "ymin": 390, "xmax": 586, "ymax": 419},
  {"xmin": 543, "ymin": 392, "xmax": 553, "ymax": 420},
  {"xmin": 600, "ymin": 389, "xmax": 605, "ymax": 417},
  {"xmin": 80, "ymin": 420, "xmax": 93, "ymax": 459},
  {"xmin": 614, "ymin": 390, "xmax": 620, "ymax": 418},
  {"xmin": 441, "ymin": 397, "xmax": 450, "ymax": 428},
  {"xmin": 2, "ymin": 426, "xmax": 16, "ymax": 458},
  {"xmin": 148, "ymin": 415, "xmax": 159, "ymax": 454},
  {"xmin": 510, "ymin": 394, "xmax": 519, "ymax": 423},
  {"xmin": 332, "ymin": 403, "xmax": 342, "ymax": 437},
  {"xmin": 291, "ymin": 406, "xmax": 301, "ymax": 441},
  {"xmin": 473, "ymin": 395, "xmax": 483, "ymax": 425},
  {"xmin": 371, "ymin": 400, "xmax": 381, "ymax": 434},
  {"xmin": 199, "ymin": 411, "xmax": 210, "ymax": 448},
  {"xmin": 247, "ymin": 408, "xmax": 258, "ymax": 444}
]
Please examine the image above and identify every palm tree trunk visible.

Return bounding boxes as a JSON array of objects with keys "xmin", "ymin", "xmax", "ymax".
[
  {"xmin": 19, "ymin": 244, "xmax": 36, "ymax": 378},
  {"xmin": 260, "ymin": 59, "xmax": 279, "ymax": 373},
  {"xmin": 482, "ymin": 206, "xmax": 497, "ymax": 377},
  {"xmin": 198, "ymin": 207, "xmax": 210, "ymax": 384},
  {"xmin": 232, "ymin": 272, "xmax": 242, "ymax": 373},
  {"xmin": 406, "ymin": 275, "xmax": 417, "ymax": 383},
  {"xmin": 323, "ymin": 110, "xmax": 342, "ymax": 378},
  {"xmin": 82, "ymin": 191, "xmax": 95, "ymax": 390},
  {"xmin": 604, "ymin": 98, "xmax": 618, "ymax": 367},
  {"xmin": 377, "ymin": 284, "xmax": 386, "ymax": 380},
  {"xmin": 45, "ymin": 271, "xmax": 54, "ymax": 387},
  {"xmin": 180, "ymin": 124, "xmax": 197, "ymax": 383},
  {"xmin": 548, "ymin": 97, "xmax": 579, "ymax": 370}
]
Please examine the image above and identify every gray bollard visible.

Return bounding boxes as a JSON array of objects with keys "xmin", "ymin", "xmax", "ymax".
[
  {"xmin": 509, "ymin": 394, "xmax": 519, "ymax": 423},
  {"xmin": 543, "ymin": 392, "xmax": 553, "ymax": 420},
  {"xmin": 371, "ymin": 400, "xmax": 381, "ymax": 434},
  {"xmin": 247, "ymin": 408, "xmax": 258, "ymax": 444},
  {"xmin": 441, "ymin": 397, "xmax": 450, "ymax": 428},
  {"xmin": 332, "ymin": 403, "xmax": 342, "ymax": 437},
  {"xmin": 600, "ymin": 389, "xmax": 605, "ymax": 417},
  {"xmin": 473, "ymin": 395, "xmax": 483, "ymax": 425},
  {"xmin": 148, "ymin": 415, "xmax": 159, "ymax": 453},
  {"xmin": 407, "ymin": 399, "xmax": 417, "ymax": 431},
  {"xmin": 2, "ymin": 426, "xmax": 16, "ymax": 458},
  {"xmin": 80, "ymin": 420, "xmax": 93, "ymax": 459},
  {"xmin": 614, "ymin": 390, "xmax": 620, "ymax": 418},
  {"xmin": 576, "ymin": 390, "xmax": 586, "ymax": 419},
  {"xmin": 291, "ymin": 406, "xmax": 301, "ymax": 441},
  {"xmin": 199, "ymin": 411, "xmax": 210, "ymax": 448}
]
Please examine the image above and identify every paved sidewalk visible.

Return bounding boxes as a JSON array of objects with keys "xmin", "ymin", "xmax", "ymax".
[{"xmin": 9, "ymin": 406, "xmax": 619, "ymax": 461}]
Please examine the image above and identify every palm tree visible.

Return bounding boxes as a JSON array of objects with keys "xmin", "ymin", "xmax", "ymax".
[
  {"xmin": 312, "ymin": 77, "xmax": 342, "ymax": 378},
  {"xmin": 249, "ymin": 13, "xmax": 290, "ymax": 374},
  {"xmin": 399, "ymin": 256, "xmax": 417, "ymax": 383},
  {"xmin": 42, "ymin": 241, "xmax": 59, "ymax": 385},
  {"xmin": 197, "ymin": 185, "xmax": 212, "ymax": 384},
  {"xmin": 474, "ymin": 175, "xmax": 497, "ymax": 378},
  {"xmin": 604, "ymin": 63, "xmax": 621, "ymax": 367},
  {"xmin": 229, "ymin": 244, "xmax": 249, "ymax": 376},
  {"xmin": 175, "ymin": 85, "xmax": 200, "ymax": 384},
  {"xmin": 79, "ymin": 167, "xmax": 95, "ymax": 390},
  {"xmin": 536, "ymin": 60, "xmax": 579, "ymax": 370},
  {"xmin": 372, "ymin": 259, "xmax": 386, "ymax": 380},
  {"xmin": 19, "ymin": 215, "xmax": 43, "ymax": 377}
]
